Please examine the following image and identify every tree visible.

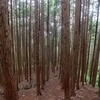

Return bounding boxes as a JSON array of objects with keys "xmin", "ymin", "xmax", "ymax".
[
  {"xmin": 10, "ymin": 0, "xmax": 15, "ymax": 74},
  {"xmin": 91, "ymin": 0, "xmax": 100, "ymax": 87},
  {"xmin": 35, "ymin": 0, "xmax": 41, "ymax": 95},
  {"xmin": 62, "ymin": 0, "xmax": 70, "ymax": 99},
  {"xmin": 89, "ymin": 0, "xmax": 99, "ymax": 84},
  {"xmin": 46, "ymin": 0, "xmax": 50, "ymax": 81},
  {"xmin": 60, "ymin": 5, "xmax": 64, "ymax": 89},
  {"xmin": 71, "ymin": 0, "xmax": 81, "ymax": 95},
  {"xmin": 29, "ymin": 0, "xmax": 32, "ymax": 83},
  {"xmin": 0, "ymin": 0, "xmax": 18, "ymax": 100},
  {"xmin": 41, "ymin": 0, "xmax": 45, "ymax": 89},
  {"xmin": 22, "ymin": 0, "xmax": 26, "ymax": 80},
  {"xmin": 53, "ymin": 0, "xmax": 57, "ymax": 73},
  {"xmin": 25, "ymin": 0, "xmax": 28, "ymax": 81}
]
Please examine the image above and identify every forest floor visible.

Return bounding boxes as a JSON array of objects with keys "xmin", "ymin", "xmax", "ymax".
[{"xmin": 0, "ymin": 69, "xmax": 100, "ymax": 100}]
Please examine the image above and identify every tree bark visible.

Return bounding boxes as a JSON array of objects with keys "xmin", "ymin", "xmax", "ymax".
[
  {"xmin": 35, "ymin": 0, "xmax": 41, "ymax": 95},
  {"xmin": 62, "ymin": 0, "xmax": 70, "ymax": 99},
  {"xmin": 0, "ymin": 0, "xmax": 18, "ymax": 99},
  {"xmin": 71, "ymin": 0, "xmax": 81, "ymax": 96},
  {"xmin": 41, "ymin": 0, "xmax": 45, "ymax": 89},
  {"xmin": 47, "ymin": 0, "xmax": 50, "ymax": 81}
]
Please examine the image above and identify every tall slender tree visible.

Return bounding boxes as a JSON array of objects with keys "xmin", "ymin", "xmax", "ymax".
[
  {"xmin": 25, "ymin": 0, "xmax": 28, "ymax": 81},
  {"xmin": 92, "ymin": 0, "xmax": 100, "ymax": 87},
  {"xmin": 71, "ymin": 0, "xmax": 81, "ymax": 96},
  {"xmin": 0, "ymin": 0, "xmax": 18, "ymax": 99},
  {"xmin": 53, "ymin": 0, "xmax": 57, "ymax": 73},
  {"xmin": 35, "ymin": 0, "xmax": 41, "ymax": 95},
  {"xmin": 89, "ymin": 0, "xmax": 99, "ymax": 84},
  {"xmin": 29, "ymin": 0, "xmax": 32, "ymax": 83},
  {"xmin": 41, "ymin": 0, "xmax": 45, "ymax": 89},
  {"xmin": 62, "ymin": 0, "xmax": 70, "ymax": 99},
  {"xmin": 47, "ymin": 0, "xmax": 50, "ymax": 81}
]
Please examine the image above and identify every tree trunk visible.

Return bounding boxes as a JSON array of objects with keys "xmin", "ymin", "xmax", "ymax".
[
  {"xmin": 25, "ymin": 0, "xmax": 28, "ymax": 81},
  {"xmin": 62, "ymin": 0, "xmax": 70, "ymax": 99},
  {"xmin": 29, "ymin": 0, "xmax": 32, "ymax": 83},
  {"xmin": 89, "ymin": 0, "xmax": 99, "ymax": 84},
  {"xmin": 71, "ymin": 0, "xmax": 81, "ymax": 96},
  {"xmin": 47, "ymin": 0, "xmax": 50, "ymax": 81},
  {"xmin": 41, "ymin": 0, "xmax": 45, "ymax": 89},
  {"xmin": 0, "ymin": 0, "xmax": 18, "ymax": 99},
  {"xmin": 35, "ymin": 0, "xmax": 41, "ymax": 95}
]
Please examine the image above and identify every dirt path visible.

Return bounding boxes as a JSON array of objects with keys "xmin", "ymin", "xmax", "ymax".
[
  {"xmin": 18, "ymin": 69, "xmax": 100, "ymax": 100},
  {"xmin": 19, "ymin": 70, "xmax": 64, "ymax": 100}
]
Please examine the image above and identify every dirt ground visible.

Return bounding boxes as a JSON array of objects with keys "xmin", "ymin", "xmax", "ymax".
[{"xmin": 0, "ymin": 70, "xmax": 100, "ymax": 100}]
